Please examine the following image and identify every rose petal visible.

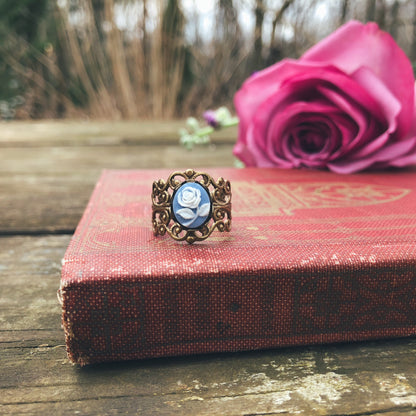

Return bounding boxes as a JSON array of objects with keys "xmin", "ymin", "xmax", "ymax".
[
  {"xmin": 316, "ymin": 85, "xmax": 375, "ymax": 152},
  {"xmin": 327, "ymin": 157, "xmax": 376, "ymax": 174},
  {"xmin": 402, "ymin": 87, "xmax": 416, "ymax": 139},
  {"xmin": 316, "ymin": 84, "xmax": 388, "ymax": 158},
  {"xmin": 232, "ymin": 141, "xmax": 257, "ymax": 166},
  {"xmin": 244, "ymin": 124, "xmax": 290, "ymax": 167},
  {"xmin": 240, "ymin": 64, "xmax": 389, "ymax": 167},
  {"xmin": 234, "ymin": 59, "xmax": 329, "ymax": 146},
  {"xmin": 370, "ymin": 137, "xmax": 416, "ymax": 163},
  {"xmin": 266, "ymin": 105, "xmax": 343, "ymax": 165},
  {"xmin": 302, "ymin": 20, "xmax": 414, "ymax": 138},
  {"xmin": 283, "ymin": 67, "xmax": 386, "ymax": 123},
  {"xmin": 389, "ymin": 149, "xmax": 416, "ymax": 167},
  {"xmin": 329, "ymin": 137, "xmax": 416, "ymax": 173}
]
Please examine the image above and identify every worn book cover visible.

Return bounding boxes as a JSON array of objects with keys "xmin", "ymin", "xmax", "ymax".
[{"xmin": 60, "ymin": 168, "xmax": 416, "ymax": 365}]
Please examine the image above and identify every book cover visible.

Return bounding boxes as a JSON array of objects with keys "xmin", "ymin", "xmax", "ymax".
[{"xmin": 60, "ymin": 168, "xmax": 416, "ymax": 365}]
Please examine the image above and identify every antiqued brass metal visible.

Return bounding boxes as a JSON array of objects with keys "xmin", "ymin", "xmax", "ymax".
[{"xmin": 152, "ymin": 169, "xmax": 232, "ymax": 244}]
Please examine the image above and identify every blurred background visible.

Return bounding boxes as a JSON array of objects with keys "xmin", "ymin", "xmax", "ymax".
[{"xmin": 1, "ymin": 0, "xmax": 416, "ymax": 121}]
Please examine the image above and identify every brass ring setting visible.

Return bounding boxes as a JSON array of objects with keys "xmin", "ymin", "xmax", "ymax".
[{"xmin": 152, "ymin": 169, "xmax": 232, "ymax": 244}]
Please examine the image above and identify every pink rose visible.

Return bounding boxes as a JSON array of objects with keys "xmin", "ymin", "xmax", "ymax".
[{"xmin": 234, "ymin": 21, "xmax": 416, "ymax": 173}]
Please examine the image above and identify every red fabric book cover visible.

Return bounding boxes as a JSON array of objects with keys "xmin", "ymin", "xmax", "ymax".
[{"xmin": 60, "ymin": 168, "xmax": 416, "ymax": 365}]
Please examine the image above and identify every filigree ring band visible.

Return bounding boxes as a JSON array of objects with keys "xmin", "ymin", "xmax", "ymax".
[{"xmin": 152, "ymin": 169, "xmax": 232, "ymax": 244}]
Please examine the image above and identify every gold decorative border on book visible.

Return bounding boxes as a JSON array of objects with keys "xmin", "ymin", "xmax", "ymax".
[
  {"xmin": 231, "ymin": 182, "xmax": 410, "ymax": 217},
  {"xmin": 152, "ymin": 169, "xmax": 232, "ymax": 244}
]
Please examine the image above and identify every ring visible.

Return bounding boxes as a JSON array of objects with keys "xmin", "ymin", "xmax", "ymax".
[{"xmin": 152, "ymin": 169, "xmax": 232, "ymax": 244}]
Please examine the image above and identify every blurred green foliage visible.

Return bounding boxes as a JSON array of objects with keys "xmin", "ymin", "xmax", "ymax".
[
  {"xmin": 0, "ymin": 0, "xmax": 50, "ymax": 118},
  {"xmin": 0, "ymin": 0, "xmax": 48, "ymax": 41}
]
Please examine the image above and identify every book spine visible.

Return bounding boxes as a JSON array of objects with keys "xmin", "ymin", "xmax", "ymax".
[{"xmin": 62, "ymin": 262, "xmax": 416, "ymax": 365}]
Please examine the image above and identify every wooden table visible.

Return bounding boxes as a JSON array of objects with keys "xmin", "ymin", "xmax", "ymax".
[{"xmin": 2, "ymin": 120, "xmax": 416, "ymax": 415}]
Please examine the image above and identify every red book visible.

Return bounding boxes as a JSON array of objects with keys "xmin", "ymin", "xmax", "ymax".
[{"xmin": 60, "ymin": 168, "xmax": 416, "ymax": 365}]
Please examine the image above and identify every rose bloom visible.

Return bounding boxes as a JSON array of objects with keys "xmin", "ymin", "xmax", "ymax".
[
  {"xmin": 234, "ymin": 21, "xmax": 416, "ymax": 173},
  {"xmin": 178, "ymin": 186, "xmax": 201, "ymax": 209}
]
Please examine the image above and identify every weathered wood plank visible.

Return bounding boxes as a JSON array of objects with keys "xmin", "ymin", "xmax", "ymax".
[
  {"xmin": 2, "ymin": 121, "xmax": 416, "ymax": 415},
  {"xmin": 1, "ymin": 236, "xmax": 416, "ymax": 415},
  {"xmin": 0, "ymin": 236, "xmax": 67, "ymax": 331},
  {"xmin": 0, "ymin": 144, "xmax": 235, "ymax": 175},
  {"xmin": 2, "ymin": 339, "xmax": 416, "ymax": 415},
  {"xmin": 0, "ymin": 144, "xmax": 235, "ymax": 234},
  {"xmin": 2, "ymin": 399, "xmax": 415, "ymax": 416},
  {"xmin": 0, "ymin": 120, "xmax": 237, "ymax": 146}
]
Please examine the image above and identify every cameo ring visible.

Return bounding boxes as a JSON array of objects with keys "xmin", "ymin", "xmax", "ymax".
[{"xmin": 152, "ymin": 169, "xmax": 232, "ymax": 244}]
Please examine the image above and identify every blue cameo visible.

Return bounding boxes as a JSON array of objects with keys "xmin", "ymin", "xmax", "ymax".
[{"xmin": 172, "ymin": 182, "xmax": 211, "ymax": 229}]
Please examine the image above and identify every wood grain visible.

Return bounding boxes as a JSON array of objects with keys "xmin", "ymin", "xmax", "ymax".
[
  {"xmin": 1, "ymin": 121, "xmax": 416, "ymax": 415},
  {"xmin": 0, "ymin": 143, "xmax": 234, "ymax": 234},
  {"xmin": 0, "ymin": 120, "xmax": 237, "ymax": 146},
  {"xmin": 1, "ymin": 236, "xmax": 416, "ymax": 415}
]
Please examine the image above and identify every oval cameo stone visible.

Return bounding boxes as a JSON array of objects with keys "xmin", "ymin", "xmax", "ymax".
[{"xmin": 172, "ymin": 182, "xmax": 212, "ymax": 229}]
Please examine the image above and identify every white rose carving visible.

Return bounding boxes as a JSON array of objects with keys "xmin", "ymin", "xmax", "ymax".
[
  {"xmin": 178, "ymin": 186, "xmax": 201, "ymax": 209},
  {"xmin": 176, "ymin": 185, "xmax": 210, "ymax": 227}
]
